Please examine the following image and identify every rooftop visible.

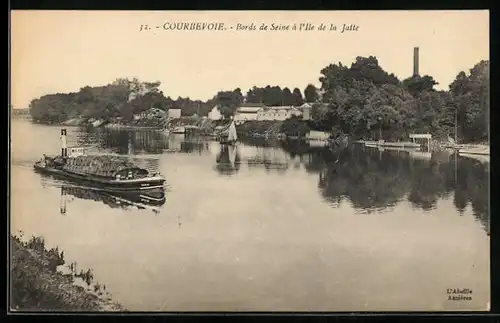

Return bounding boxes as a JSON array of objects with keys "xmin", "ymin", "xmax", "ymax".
[
  {"xmin": 237, "ymin": 106, "xmax": 264, "ymax": 113},
  {"xmin": 240, "ymin": 103, "xmax": 267, "ymax": 107},
  {"xmin": 269, "ymin": 106, "xmax": 299, "ymax": 110}
]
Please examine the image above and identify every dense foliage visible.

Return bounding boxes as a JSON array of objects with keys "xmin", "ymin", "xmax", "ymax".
[
  {"xmin": 27, "ymin": 57, "xmax": 488, "ymax": 143},
  {"xmin": 30, "ymin": 78, "xmax": 166, "ymax": 123},
  {"xmin": 236, "ymin": 120, "xmax": 283, "ymax": 138},
  {"xmin": 315, "ymin": 56, "xmax": 489, "ymax": 142},
  {"xmin": 280, "ymin": 115, "xmax": 310, "ymax": 137}
]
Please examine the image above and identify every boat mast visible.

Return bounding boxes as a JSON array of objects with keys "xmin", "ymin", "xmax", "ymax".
[
  {"xmin": 61, "ymin": 128, "xmax": 68, "ymax": 157},
  {"xmin": 455, "ymin": 108, "xmax": 458, "ymax": 144}
]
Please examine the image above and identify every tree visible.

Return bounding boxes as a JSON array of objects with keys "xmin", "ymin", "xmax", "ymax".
[
  {"xmin": 291, "ymin": 88, "xmax": 304, "ymax": 106},
  {"xmin": 282, "ymin": 87, "xmax": 294, "ymax": 106},
  {"xmin": 119, "ymin": 104, "xmax": 134, "ymax": 121},
  {"xmin": 304, "ymin": 84, "xmax": 319, "ymax": 102},
  {"xmin": 281, "ymin": 115, "xmax": 310, "ymax": 137},
  {"xmin": 214, "ymin": 88, "xmax": 244, "ymax": 117},
  {"xmin": 349, "ymin": 56, "xmax": 400, "ymax": 86},
  {"xmin": 448, "ymin": 60, "xmax": 489, "ymax": 142},
  {"xmin": 28, "ymin": 78, "xmax": 170, "ymax": 123},
  {"xmin": 402, "ymin": 75, "xmax": 439, "ymax": 97},
  {"xmin": 316, "ymin": 56, "xmax": 415, "ymax": 139},
  {"xmin": 245, "ymin": 86, "xmax": 264, "ymax": 104},
  {"xmin": 262, "ymin": 85, "xmax": 284, "ymax": 106}
]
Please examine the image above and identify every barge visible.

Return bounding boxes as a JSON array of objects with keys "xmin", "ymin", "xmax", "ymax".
[{"xmin": 34, "ymin": 129, "xmax": 166, "ymax": 192}]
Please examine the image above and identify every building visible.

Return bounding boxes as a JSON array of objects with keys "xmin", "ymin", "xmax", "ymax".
[
  {"xmin": 234, "ymin": 103, "xmax": 266, "ymax": 122},
  {"xmin": 137, "ymin": 108, "xmax": 166, "ymax": 120},
  {"xmin": 306, "ymin": 130, "xmax": 330, "ymax": 141},
  {"xmin": 208, "ymin": 106, "xmax": 222, "ymax": 120},
  {"xmin": 256, "ymin": 109, "xmax": 270, "ymax": 120},
  {"xmin": 167, "ymin": 108, "xmax": 182, "ymax": 119},
  {"xmin": 256, "ymin": 106, "xmax": 303, "ymax": 121},
  {"xmin": 300, "ymin": 103, "xmax": 313, "ymax": 120}
]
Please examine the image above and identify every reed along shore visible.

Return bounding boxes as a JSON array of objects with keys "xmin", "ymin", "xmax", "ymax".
[{"xmin": 10, "ymin": 234, "xmax": 125, "ymax": 312}]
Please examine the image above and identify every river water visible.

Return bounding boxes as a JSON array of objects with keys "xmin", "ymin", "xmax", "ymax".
[{"xmin": 10, "ymin": 119, "xmax": 490, "ymax": 312}]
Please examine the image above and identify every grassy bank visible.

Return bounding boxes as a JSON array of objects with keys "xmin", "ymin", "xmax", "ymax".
[{"xmin": 10, "ymin": 233, "xmax": 125, "ymax": 312}]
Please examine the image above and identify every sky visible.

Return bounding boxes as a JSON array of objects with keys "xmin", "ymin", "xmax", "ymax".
[{"xmin": 10, "ymin": 10, "xmax": 489, "ymax": 109}]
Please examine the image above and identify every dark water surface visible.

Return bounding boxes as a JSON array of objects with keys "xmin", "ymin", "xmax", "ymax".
[{"xmin": 10, "ymin": 120, "xmax": 490, "ymax": 311}]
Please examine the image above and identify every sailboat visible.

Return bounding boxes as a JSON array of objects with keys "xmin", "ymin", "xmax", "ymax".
[{"xmin": 220, "ymin": 119, "xmax": 238, "ymax": 145}]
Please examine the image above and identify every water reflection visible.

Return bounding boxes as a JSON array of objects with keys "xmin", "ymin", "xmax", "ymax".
[
  {"xmin": 180, "ymin": 139, "xmax": 211, "ymax": 155},
  {"xmin": 214, "ymin": 144, "xmax": 241, "ymax": 176},
  {"xmin": 10, "ymin": 120, "xmax": 490, "ymax": 310},
  {"xmin": 75, "ymin": 129, "xmax": 211, "ymax": 156},
  {"xmin": 232, "ymin": 137, "xmax": 489, "ymax": 234},
  {"xmin": 61, "ymin": 128, "xmax": 490, "ymax": 235},
  {"xmin": 59, "ymin": 185, "xmax": 166, "ymax": 214},
  {"xmin": 282, "ymin": 143, "xmax": 489, "ymax": 235}
]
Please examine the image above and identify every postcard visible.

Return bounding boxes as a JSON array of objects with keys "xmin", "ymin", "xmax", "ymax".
[{"xmin": 9, "ymin": 10, "xmax": 490, "ymax": 312}]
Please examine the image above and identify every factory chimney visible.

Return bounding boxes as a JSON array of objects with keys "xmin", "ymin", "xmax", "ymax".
[{"xmin": 413, "ymin": 47, "xmax": 420, "ymax": 77}]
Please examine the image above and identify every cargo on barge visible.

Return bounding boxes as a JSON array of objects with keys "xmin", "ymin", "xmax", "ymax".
[{"xmin": 34, "ymin": 129, "xmax": 166, "ymax": 192}]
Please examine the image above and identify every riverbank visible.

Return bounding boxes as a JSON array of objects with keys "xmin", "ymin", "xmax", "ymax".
[
  {"xmin": 10, "ymin": 234, "xmax": 125, "ymax": 312},
  {"xmin": 236, "ymin": 120, "xmax": 285, "ymax": 139},
  {"xmin": 104, "ymin": 123, "xmax": 164, "ymax": 131},
  {"xmin": 105, "ymin": 116, "xmax": 207, "ymax": 131},
  {"xmin": 23, "ymin": 117, "xmax": 489, "ymax": 153}
]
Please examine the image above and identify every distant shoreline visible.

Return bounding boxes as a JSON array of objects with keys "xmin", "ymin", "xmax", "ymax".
[
  {"xmin": 104, "ymin": 123, "xmax": 165, "ymax": 131},
  {"xmin": 12, "ymin": 118, "xmax": 489, "ymax": 150}
]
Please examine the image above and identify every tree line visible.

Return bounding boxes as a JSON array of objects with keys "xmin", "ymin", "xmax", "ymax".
[
  {"xmin": 27, "ymin": 78, "xmax": 318, "ymax": 123},
  {"xmin": 27, "ymin": 56, "xmax": 488, "ymax": 143},
  {"xmin": 314, "ymin": 56, "xmax": 488, "ymax": 143}
]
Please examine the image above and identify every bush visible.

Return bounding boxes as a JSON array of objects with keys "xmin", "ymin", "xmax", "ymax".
[{"xmin": 280, "ymin": 116, "xmax": 310, "ymax": 137}]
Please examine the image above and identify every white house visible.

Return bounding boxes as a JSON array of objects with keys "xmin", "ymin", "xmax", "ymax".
[
  {"xmin": 256, "ymin": 108, "xmax": 270, "ymax": 121},
  {"xmin": 306, "ymin": 130, "xmax": 330, "ymax": 141},
  {"xmin": 167, "ymin": 108, "xmax": 182, "ymax": 119},
  {"xmin": 136, "ymin": 108, "xmax": 166, "ymax": 120},
  {"xmin": 256, "ymin": 106, "xmax": 303, "ymax": 121},
  {"xmin": 234, "ymin": 104, "xmax": 266, "ymax": 122},
  {"xmin": 208, "ymin": 106, "xmax": 222, "ymax": 120}
]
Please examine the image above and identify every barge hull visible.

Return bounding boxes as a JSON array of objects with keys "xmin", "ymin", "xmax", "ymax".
[{"xmin": 34, "ymin": 165, "xmax": 165, "ymax": 193}]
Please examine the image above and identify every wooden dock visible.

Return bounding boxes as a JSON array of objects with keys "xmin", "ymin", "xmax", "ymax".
[
  {"xmin": 458, "ymin": 145, "xmax": 490, "ymax": 156},
  {"xmin": 357, "ymin": 140, "xmax": 421, "ymax": 149}
]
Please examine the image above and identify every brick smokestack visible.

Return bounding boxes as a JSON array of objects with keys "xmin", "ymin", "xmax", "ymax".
[{"xmin": 413, "ymin": 47, "xmax": 420, "ymax": 76}]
